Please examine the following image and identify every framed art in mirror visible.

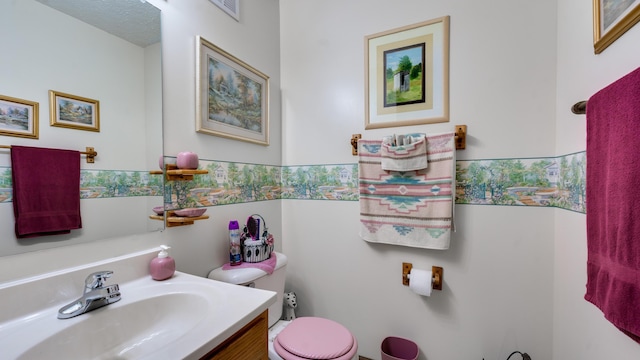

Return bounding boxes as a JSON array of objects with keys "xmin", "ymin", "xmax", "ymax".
[
  {"xmin": 196, "ymin": 36, "xmax": 269, "ymax": 146},
  {"xmin": 0, "ymin": 94, "xmax": 39, "ymax": 139},
  {"xmin": 49, "ymin": 90, "xmax": 100, "ymax": 132},
  {"xmin": 593, "ymin": 0, "xmax": 640, "ymax": 53},
  {"xmin": 365, "ymin": 16, "xmax": 450, "ymax": 130}
]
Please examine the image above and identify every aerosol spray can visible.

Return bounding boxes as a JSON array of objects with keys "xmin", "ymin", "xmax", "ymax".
[{"xmin": 229, "ymin": 220, "xmax": 242, "ymax": 265}]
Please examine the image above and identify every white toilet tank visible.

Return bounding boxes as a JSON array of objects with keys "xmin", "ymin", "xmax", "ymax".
[{"xmin": 208, "ymin": 252, "xmax": 287, "ymax": 327}]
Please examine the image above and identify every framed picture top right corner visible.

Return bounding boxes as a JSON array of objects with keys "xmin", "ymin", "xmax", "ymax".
[
  {"xmin": 593, "ymin": 0, "xmax": 640, "ymax": 54},
  {"xmin": 364, "ymin": 16, "xmax": 450, "ymax": 130}
]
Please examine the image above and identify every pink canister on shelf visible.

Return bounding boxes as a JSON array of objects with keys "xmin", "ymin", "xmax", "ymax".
[{"xmin": 176, "ymin": 151, "xmax": 199, "ymax": 169}]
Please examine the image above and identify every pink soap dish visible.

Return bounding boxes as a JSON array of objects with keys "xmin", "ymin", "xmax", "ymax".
[
  {"xmin": 173, "ymin": 208, "xmax": 207, "ymax": 217},
  {"xmin": 152, "ymin": 206, "xmax": 165, "ymax": 215}
]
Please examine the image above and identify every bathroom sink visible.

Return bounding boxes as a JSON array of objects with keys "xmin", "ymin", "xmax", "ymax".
[
  {"xmin": 17, "ymin": 287, "xmax": 208, "ymax": 359},
  {"xmin": 0, "ymin": 249, "xmax": 276, "ymax": 360}
]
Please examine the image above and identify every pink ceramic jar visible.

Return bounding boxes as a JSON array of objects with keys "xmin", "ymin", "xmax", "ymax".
[{"xmin": 176, "ymin": 151, "xmax": 199, "ymax": 169}]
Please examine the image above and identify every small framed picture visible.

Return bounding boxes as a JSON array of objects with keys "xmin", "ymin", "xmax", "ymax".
[
  {"xmin": 0, "ymin": 94, "xmax": 39, "ymax": 139},
  {"xmin": 49, "ymin": 90, "xmax": 100, "ymax": 132},
  {"xmin": 196, "ymin": 36, "xmax": 270, "ymax": 146},
  {"xmin": 593, "ymin": 0, "xmax": 640, "ymax": 53},
  {"xmin": 365, "ymin": 16, "xmax": 450, "ymax": 129}
]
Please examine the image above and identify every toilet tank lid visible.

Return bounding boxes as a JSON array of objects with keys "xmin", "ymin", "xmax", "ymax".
[{"xmin": 207, "ymin": 251, "xmax": 287, "ymax": 285}]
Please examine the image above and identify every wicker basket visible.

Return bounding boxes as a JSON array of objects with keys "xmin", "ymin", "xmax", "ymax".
[
  {"xmin": 241, "ymin": 214, "xmax": 274, "ymax": 263},
  {"xmin": 242, "ymin": 238, "xmax": 274, "ymax": 263}
]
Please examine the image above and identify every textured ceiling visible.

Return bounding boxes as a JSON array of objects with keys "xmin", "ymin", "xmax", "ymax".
[{"xmin": 35, "ymin": 0, "xmax": 160, "ymax": 48}]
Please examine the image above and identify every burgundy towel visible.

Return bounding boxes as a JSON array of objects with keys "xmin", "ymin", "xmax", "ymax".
[
  {"xmin": 11, "ymin": 146, "xmax": 82, "ymax": 238},
  {"xmin": 585, "ymin": 66, "xmax": 640, "ymax": 343}
]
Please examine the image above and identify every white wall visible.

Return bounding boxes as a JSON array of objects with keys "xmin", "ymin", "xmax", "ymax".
[
  {"xmin": 554, "ymin": 0, "xmax": 640, "ymax": 359},
  {"xmin": 150, "ymin": 0, "xmax": 283, "ymax": 278},
  {"xmin": 280, "ymin": 1, "xmax": 557, "ymax": 359}
]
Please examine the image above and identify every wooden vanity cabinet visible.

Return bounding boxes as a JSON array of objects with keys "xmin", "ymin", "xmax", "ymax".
[{"xmin": 200, "ymin": 310, "xmax": 268, "ymax": 360}]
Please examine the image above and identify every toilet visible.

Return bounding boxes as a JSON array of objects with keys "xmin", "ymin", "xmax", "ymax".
[{"xmin": 208, "ymin": 252, "xmax": 358, "ymax": 360}]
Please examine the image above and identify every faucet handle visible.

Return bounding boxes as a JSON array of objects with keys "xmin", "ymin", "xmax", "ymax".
[{"xmin": 85, "ymin": 271, "xmax": 113, "ymax": 291}]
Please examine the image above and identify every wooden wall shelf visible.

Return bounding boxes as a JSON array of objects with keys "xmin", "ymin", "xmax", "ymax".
[
  {"xmin": 149, "ymin": 162, "xmax": 210, "ymax": 227},
  {"xmin": 149, "ymin": 164, "xmax": 208, "ymax": 181},
  {"xmin": 149, "ymin": 210, "xmax": 209, "ymax": 227}
]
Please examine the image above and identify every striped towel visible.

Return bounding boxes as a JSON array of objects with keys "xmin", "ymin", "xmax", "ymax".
[{"xmin": 358, "ymin": 132, "xmax": 455, "ymax": 250}]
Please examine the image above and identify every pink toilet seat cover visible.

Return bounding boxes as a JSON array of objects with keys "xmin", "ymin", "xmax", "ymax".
[{"xmin": 275, "ymin": 317, "xmax": 355, "ymax": 359}]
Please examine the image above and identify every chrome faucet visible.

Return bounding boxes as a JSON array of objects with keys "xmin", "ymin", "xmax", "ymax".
[{"xmin": 57, "ymin": 271, "xmax": 121, "ymax": 319}]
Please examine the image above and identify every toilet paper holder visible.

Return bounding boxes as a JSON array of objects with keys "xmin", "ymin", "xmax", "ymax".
[{"xmin": 402, "ymin": 262, "xmax": 443, "ymax": 291}]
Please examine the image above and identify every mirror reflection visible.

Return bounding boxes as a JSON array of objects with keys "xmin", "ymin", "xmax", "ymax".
[{"xmin": 0, "ymin": 0, "xmax": 164, "ymax": 257}]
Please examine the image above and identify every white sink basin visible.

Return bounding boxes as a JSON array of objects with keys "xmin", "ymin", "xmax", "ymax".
[{"xmin": 0, "ymin": 249, "xmax": 276, "ymax": 360}]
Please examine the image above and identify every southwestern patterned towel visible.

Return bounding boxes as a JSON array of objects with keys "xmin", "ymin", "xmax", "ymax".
[
  {"xmin": 381, "ymin": 133, "xmax": 428, "ymax": 172},
  {"xmin": 358, "ymin": 132, "xmax": 455, "ymax": 250}
]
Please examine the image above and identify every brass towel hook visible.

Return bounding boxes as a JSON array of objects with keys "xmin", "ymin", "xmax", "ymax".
[
  {"xmin": 351, "ymin": 134, "xmax": 362, "ymax": 156},
  {"xmin": 454, "ymin": 125, "xmax": 467, "ymax": 150},
  {"xmin": 571, "ymin": 101, "xmax": 587, "ymax": 115}
]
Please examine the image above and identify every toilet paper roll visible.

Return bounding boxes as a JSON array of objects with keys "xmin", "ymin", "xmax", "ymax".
[{"xmin": 409, "ymin": 268, "xmax": 433, "ymax": 296}]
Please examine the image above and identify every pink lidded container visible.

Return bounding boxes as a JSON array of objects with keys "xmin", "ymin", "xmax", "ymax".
[{"xmin": 176, "ymin": 151, "xmax": 199, "ymax": 169}]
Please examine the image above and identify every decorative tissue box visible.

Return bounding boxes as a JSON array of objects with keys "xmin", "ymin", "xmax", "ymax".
[
  {"xmin": 242, "ymin": 238, "xmax": 274, "ymax": 263},
  {"xmin": 241, "ymin": 214, "xmax": 274, "ymax": 263}
]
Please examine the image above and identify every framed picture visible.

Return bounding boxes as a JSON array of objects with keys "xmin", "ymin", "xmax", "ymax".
[
  {"xmin": 594, "ymin": 0, "xmax": 640, "ymax": 53},
  {"xmin": 0, "ymin": 95, "xmax": 39, "ymax": 139},
  {"xmin": 196, "ymin": 36, "xmax": 270, "ymax": 146},
  {"xmin": 209, "ymin": 0, "xmax": 240, "ymax": 21},
  {"xmin": 49, "ymin": 90, "xmax": 100, "ymax": 132},
  {"xmin": 365, "ymin": 16, "xmax": 449, "ymax": 130}
]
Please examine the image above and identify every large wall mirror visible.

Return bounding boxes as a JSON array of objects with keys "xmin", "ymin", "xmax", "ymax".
[{"xmin": 0, "ymin": 0, "xmax": 164, "ymax": 257}]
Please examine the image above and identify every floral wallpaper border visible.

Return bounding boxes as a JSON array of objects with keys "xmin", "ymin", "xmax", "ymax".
[
  {"xmin": 0, "ymin": 168, "xmax": 162, "ymax": 203},
  {"xmin": 0, "ymin": 151, "xmax": 586, "ymax": 214},
  {"xmin": 456, "ymin": 152, "xmax": 585, "ymax": 213}
]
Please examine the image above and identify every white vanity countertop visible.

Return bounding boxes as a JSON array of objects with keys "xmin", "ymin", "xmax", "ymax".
[{"xmin": 0, "ymin": 248, "xmax": 276, "ymax": 360}]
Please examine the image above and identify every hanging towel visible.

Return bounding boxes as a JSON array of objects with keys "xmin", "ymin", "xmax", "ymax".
[
  {"xmin": 358, "ymin": 132, "xmax": 455, "ymax": 250},
  {"xmin": 585, "ymin": 66, "xmax": 640, "ymax": 343},
  {"xmin": 221, "ymin": 252, "xmax": 277, "ymax": 274},
  {"xmin": 381, "ymin": 133, "xmax": 428, "ymax": 171},
  {"xmin": 11, "ymin": 146, "xmax": 82, "ymax": 238}
]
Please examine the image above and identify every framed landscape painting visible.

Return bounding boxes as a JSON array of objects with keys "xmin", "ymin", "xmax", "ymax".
[
  {"xmin": 0, "ymin": 95, "xmax": 39, "ymax": 139},
  {"xmin": 49, "ymin": 90, "xmax": 100, "ymax": 132},
  {"xmin": 365, "ymin": 16, "xmax": 450, "ymax": 129},
  {"xmin": 196, "ymin": 36, "xmax": 269, "ymax": 146},
  {"xmin": 594, "ymin": 0, "xmax": 640, "ymax": 53}
]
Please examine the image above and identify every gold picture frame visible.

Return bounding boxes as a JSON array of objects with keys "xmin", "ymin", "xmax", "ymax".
[
  {"xmin": 49, "ymin": 90, "xmax": 100, "ymax": 132},
  {"xmin": 196, "ymin": 36, "xmax": 270, "ymax": 146},
  {"xmin": 594, "ymin": 0, "xmax": 640, "ymax": 54},
  {"xmin": 365, "ymin": 16, "xmax": 450, "ymax": 129},
  {"xmin": 0, "ymin": 94, "xmax": 39, "ymax": 139}
]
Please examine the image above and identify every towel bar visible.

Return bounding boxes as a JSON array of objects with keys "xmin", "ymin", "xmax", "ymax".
[
  {"xmin": 0, "ymin": 145, "xmax": 98, "ymax": 163},
  {"xmin": 350, "ymin": 125, "xmax": 467, "ymax": 155}
]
